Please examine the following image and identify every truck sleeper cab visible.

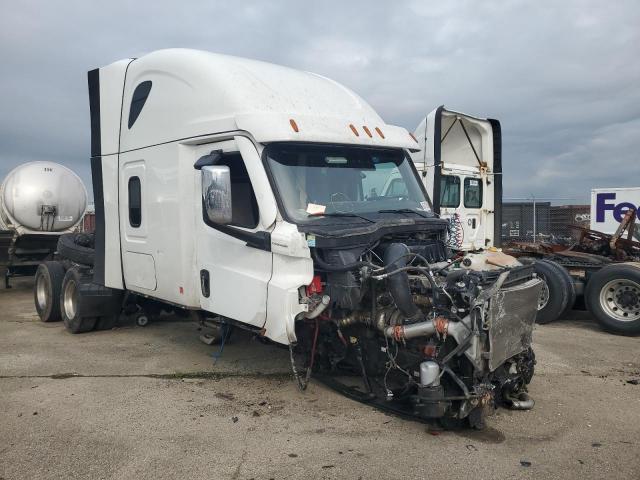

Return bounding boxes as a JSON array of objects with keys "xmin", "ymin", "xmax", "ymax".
[{"xmin": 37, "ymin": 49, "xmax": 542, "ymax": 428}]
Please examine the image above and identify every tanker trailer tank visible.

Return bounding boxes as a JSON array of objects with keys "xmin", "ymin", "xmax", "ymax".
[{"xmin": 0, "ymin": 161, "xmax": 87, "ymax": 287}]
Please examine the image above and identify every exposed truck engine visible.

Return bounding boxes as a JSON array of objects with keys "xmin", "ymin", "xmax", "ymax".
[{"xmin": 295, "ymin": 228, "xmax": 541, "ymax": 427}]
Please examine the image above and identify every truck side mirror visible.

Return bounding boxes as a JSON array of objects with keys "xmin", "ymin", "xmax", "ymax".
[{"xmin": 202, "ymin": 165, "xmax": 232, "ymax": 225}]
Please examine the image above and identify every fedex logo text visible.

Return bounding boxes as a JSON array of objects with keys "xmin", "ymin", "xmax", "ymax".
[{"xmin": 595, "ymin": 193, "xmax": 638, "ymax": 223}]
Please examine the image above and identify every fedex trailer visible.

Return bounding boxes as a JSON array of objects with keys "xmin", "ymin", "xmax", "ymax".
[{"xmin": 591, "ymin": 187, "xmax": 640, "ymax": 241}]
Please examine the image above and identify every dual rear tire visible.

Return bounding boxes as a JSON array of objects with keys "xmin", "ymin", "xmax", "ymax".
[
  {"xmin": 531, "ymin": 259, "xmax": 640, "ymax": 334},
  {"xmin": 531, "ymin": 259, "xmax": 576, "ymax": 325},
  {"xmin": 34, "ymin": 262, "xmax": 66, "ymax": 322},
  {"xmin": 60, "ymin": 267, "xmax": 97, "ymax": 333},
  {"xmin": 34, "ymin": 262, "xmax": 119, "ymax": 333}
]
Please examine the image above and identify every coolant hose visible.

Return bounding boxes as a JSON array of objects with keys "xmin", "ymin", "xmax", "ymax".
[{"xmin": 384, "ymin": 243, "xmax": 424, "ymax": 322}]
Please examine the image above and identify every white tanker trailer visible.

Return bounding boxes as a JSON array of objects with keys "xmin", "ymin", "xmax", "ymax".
[{"xmin": 0, "ymin": 161, "xmax": 87, "ymax": 287}]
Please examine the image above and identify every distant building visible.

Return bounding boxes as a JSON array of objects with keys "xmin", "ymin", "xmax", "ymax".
[{"xmin": 502, "ymin": 202, "xmax": 589, "ymax": 243}]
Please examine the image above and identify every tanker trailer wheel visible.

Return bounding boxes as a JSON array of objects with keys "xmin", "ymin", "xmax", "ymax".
[
  {"xmin": 57, "ymin": 233, "xmax": 95, "ymax": 266},
  {"xmin": 34, "ymin": 261, "xmax": 65, "ymax": 322},
  {"xmin": 532, "ymin": 260, "xmax": 570, "ymax": 324},
  {"xmin": 585, "ymin": 263, "xmax": 640, "ymax": 335},
  {"xmin": 60, "ymin": 268, "xmax": 96, "ymax": 333}
]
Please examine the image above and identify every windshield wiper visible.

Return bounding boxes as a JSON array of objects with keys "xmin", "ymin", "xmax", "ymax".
[
  {"xmin": 377, "ymin": 208, "xmax": 430, "ymax": 218},
  {"xmin": 312, "ymin": 212, "xmax": 375, "ymax": 223}
]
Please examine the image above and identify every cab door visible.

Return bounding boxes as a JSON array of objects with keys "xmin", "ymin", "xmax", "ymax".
[
  {"xmin": 194, "ymin": 136, "xmax": 277, "ymax": 328},
  {"xmin": 119, "ymin": 159, "xmax": 158, "ymax": 292}
]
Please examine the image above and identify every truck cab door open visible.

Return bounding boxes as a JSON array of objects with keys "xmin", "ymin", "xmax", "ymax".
[
  {"xmin": 195, "ymin": 137, "xmax": 276, "ymax": 328},
  {"xmin": 411, "ymin": 106, "xmax": 502, "ymax": 250}
]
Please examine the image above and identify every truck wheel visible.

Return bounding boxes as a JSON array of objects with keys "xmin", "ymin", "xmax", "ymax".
[
  {"xmin": 585, "ymin": 263, "xmax": 640, "ymax": 335},
  {"xmin": 95, "ymin": 315, "xmax": 119, "ymax": 330},
  {"xmin": 57, "ymin": 233, "xmax": 95, "ymax": 266},
  {"xmin": 532, "ymin": 260, "xmax": 569, "ymax": 324},
  {"xmin": 34, "ymin": 261, "xmax": 65, "ymax": 322},
  {"xmin": 540, "ymin": 260, "xmax": 576, "ymax": 316},
  {"xmin": 60, "ymin": 268, "xmax": 96, "ymax": 333}
]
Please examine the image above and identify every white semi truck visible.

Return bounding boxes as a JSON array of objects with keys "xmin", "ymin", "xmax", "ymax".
[
  {"xmin": 0, "ymin": 161, "xmax": 87, "ymax": 288},
  {"xmin": 34, "ymin": 49, "xmax": 542, "ymax": 428},
  {"xmin": 411, "ymin": 108, "xmax": 501, "ymax": 252}
]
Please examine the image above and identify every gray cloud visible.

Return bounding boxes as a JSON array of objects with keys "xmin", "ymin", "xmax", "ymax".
[{"xmin": 1, "ymin": 0, "xmax": 638, "ymax": 204}]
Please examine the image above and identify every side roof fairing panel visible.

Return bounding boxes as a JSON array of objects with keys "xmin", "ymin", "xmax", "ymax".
[{"xmin": 88, "ymin": 61, "xmax": 132, "ymax": 289}]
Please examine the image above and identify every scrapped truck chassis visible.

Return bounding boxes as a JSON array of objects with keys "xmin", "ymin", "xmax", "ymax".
[{"xmin": 503, "ymin": 209, "xmax": 640, "ymax": 334}]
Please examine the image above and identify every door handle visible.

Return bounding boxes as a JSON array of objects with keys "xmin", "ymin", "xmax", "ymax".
[{"xmin": 200, "ymin": 269, "xmax": 210, "ymax": 298}]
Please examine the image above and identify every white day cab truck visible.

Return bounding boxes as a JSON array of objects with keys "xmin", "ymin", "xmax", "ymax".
[
  {"xmin": 0, "ymin": 162, "xmax": 87, "ymax": 288},
  {"xmin": 34, "ymin": 49, "xmax": 542, "ymax": 428}
]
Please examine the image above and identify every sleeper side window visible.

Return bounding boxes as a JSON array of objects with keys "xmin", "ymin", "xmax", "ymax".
[
  {"xmin": 128, "ymin": 81, "xmax": 152, "ymax": 129},
  {"xmin": 439, "ymin": 175, "xmax": 460, "ymax": 208},
  {"xmin": 213, "ymin": 153, "xmax": 259, "ymax": 229},
  {"xmin": 464, "ymin": 177, "xmax": 483, "ymax": 208},
  {"xmin": 128, "ymin": 176, "xmax": 142, "ymax": 227}
]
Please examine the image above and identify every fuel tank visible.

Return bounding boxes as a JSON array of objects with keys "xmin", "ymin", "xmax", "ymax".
[{"xmin": 0, "ymin": 161, "xmax": 87, "ymax": 234}]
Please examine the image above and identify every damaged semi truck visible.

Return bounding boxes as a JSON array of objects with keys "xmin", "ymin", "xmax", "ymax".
[{"xmin": 34, "ymin": 49, "xmax": 542, "ymax": 428}]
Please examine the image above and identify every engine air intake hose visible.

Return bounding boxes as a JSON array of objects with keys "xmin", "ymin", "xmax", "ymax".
[
  {"xmin": 311, "ymin": 249, "xmax": 372, "ymax": 272},
  {"xmin": 384, "ymin": 243, "xmax": 424, "ymax": 322}
]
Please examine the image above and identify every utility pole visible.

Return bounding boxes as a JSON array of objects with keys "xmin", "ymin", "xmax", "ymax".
[{"xmin": 531, "ymin": 194, "xmax": 537, "ymax": 243}]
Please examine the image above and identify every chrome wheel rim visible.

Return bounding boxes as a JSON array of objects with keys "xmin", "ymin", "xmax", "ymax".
[
  {"xmin": 63, "ymin": 280, "xmax": 77, "ymax": 319},
  {"xmin": 36, "ymin": 274, "xmax": 49, "ymax": 311},
  {"xmin": 537, "ymin": 278, "xmax": 550, "ymax": 310},
  {"xmin": 599, "ymin": 279, "xmax": 640, "ymax": 322}
]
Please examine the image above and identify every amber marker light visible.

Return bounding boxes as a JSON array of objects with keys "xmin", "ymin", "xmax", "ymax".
[
  {"xmin": 290, "ymin": 119, "xmax": 299, "ymax": 132},
  {"xmin": 375, "ymin": 127, "xmax": 385, "ymax": 139},
  {"xmin": 362, "ymin": 126, "xmax": 373, "ymax": 137},
  {"xmin": 349, "ymin": 124, "xmax": 359, "ymax": 136}
]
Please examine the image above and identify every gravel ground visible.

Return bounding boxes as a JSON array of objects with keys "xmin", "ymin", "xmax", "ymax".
[{"xmin": 1, "ymin": 277, "xmax": 639, "ymax": 480}]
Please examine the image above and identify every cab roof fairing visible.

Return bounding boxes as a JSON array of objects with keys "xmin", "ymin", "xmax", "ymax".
[{"xmin": 102, "ymin": 49, "xmax": 417, "ymax": 152}]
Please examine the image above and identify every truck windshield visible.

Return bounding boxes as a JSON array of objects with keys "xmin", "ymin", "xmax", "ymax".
[{"xmin": 265, "ymin": 144, "xmax": 431, "ymax": 223}]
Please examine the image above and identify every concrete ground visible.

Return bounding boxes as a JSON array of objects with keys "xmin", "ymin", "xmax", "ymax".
[{"xmin": 1, "ymin": 278, "xmax": 639, "ymax": 480}]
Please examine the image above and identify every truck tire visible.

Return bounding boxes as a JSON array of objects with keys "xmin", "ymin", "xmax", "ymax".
[
  {"xmin": 57, "ymin": 233, "xmax": 95, "ymax": 266},
  {"xmin": 540, "ymin": 259, "xmax": 576, "ymax": 316},
  {"xmin": 585, "ymin": 263, "xmax": 640, "ymax": 335},
  {"xmin": 60, "ymin": 267, "xmax": 96, "ymax": 333},
  {"xmin": 532, "ymin": 260, "xmax": 569, "ymax": 324},
  {"xmin": 34, "ymin": 261, "xmax": 65, "ymax": 322},
  {"xmin": 95, "ymin": 314, "xmax": 120, "ymax": 331}
]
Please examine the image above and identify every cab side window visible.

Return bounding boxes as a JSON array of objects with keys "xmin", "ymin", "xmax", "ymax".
[
  {"xmin": 464, "ymin": 177, "xmax": 483, "ymax": 208},
  {"xmin": 440, "ymin": 175, "xmax": 460, "ymax": 208},
  {"xmin": 215, "ymin": 154, "xmax": 259, "ymax": 229},
  {"xmin": 128, "ymin": 81, "xmax": 152, "ymax": 129}
]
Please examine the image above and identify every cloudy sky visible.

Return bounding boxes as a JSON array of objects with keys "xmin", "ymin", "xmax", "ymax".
[{"xmin": 1, "ymin": 0, "xmax": 638, "ymax": 204}]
